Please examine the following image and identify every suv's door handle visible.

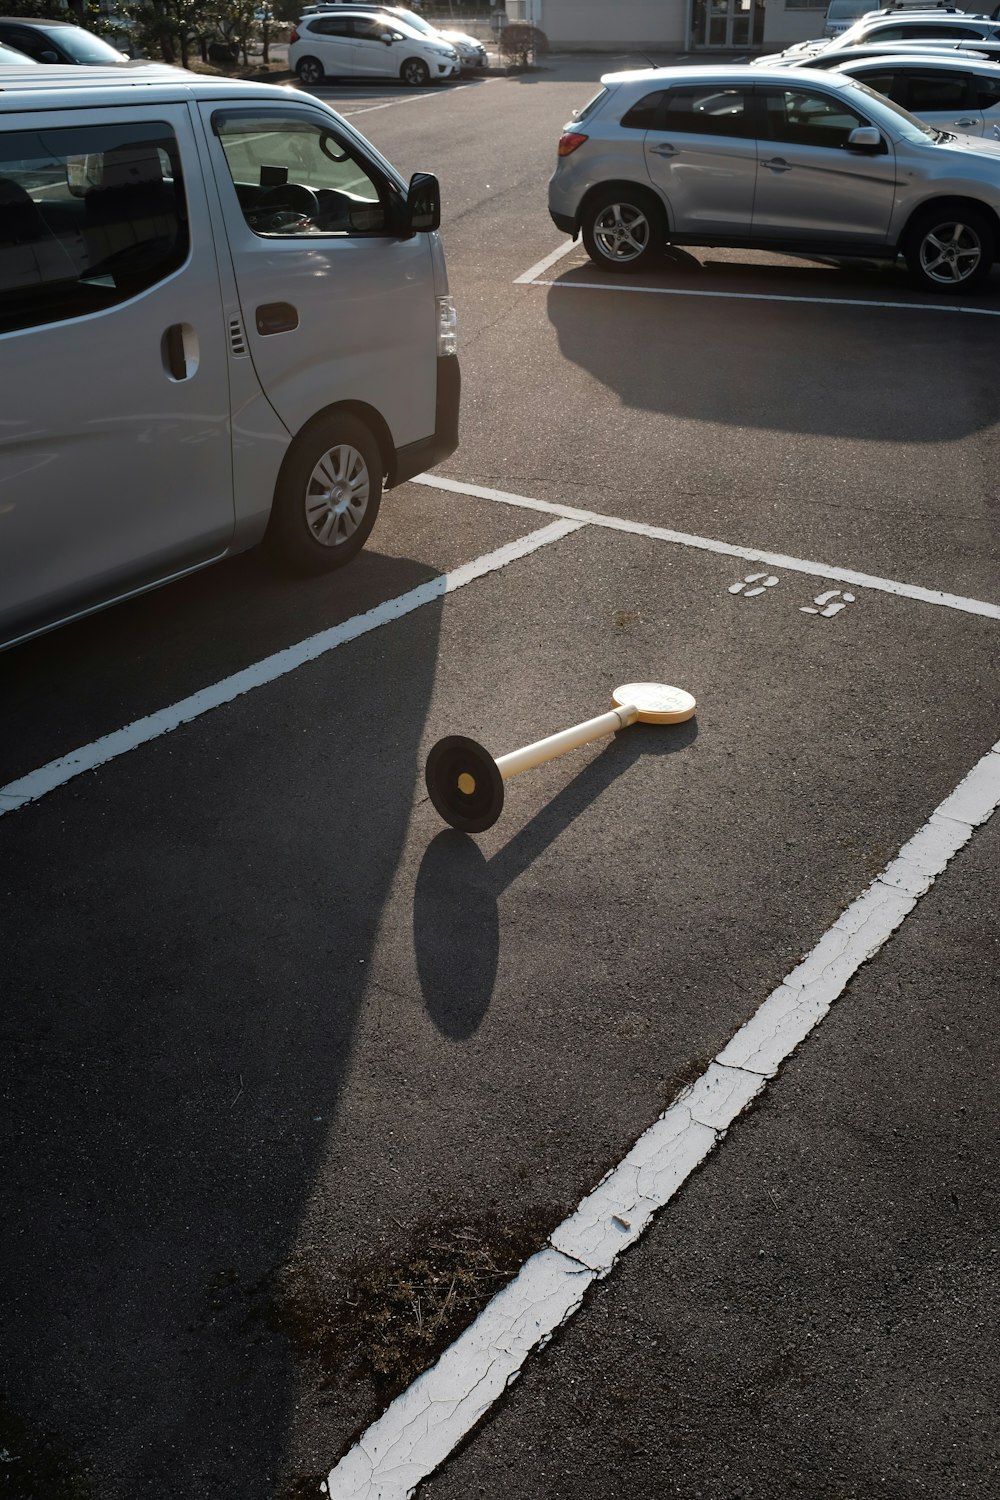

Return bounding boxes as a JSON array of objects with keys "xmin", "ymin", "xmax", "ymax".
[
  {"xmin": 761, "ymin": 157, "xmax": 792, "ymax": 172},
  {"xmin": 648, "ymin": 142, "xmax": 678, "ymax": 157},
  {"xmin": 954, "ymin": 117, "xmax": 979, "ymax": 127}
]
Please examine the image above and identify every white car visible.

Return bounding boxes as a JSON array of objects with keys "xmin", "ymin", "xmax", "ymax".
[
  {"xmin": 302, "ymin": 4, "xmax": 488, "ymax": 72},
  {"xmin": 830, "ymin": 49, "xmax": 1000, "ymax": 137},
  {"xmin": 290, "ymin": 8, "xmax": 459, "ymax": 86}
]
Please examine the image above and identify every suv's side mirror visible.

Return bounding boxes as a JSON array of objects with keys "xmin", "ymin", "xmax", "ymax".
[
  {"xmin": 379, "ymin": 30, "xmax": 394, "ymax": 43},
  {"xmin": 847, "ymin": 125, "xmax": 883, "ymax": 150},
  {"xmin": 405, "ymin": 171, "xmax": 441, "ymax": 233}
]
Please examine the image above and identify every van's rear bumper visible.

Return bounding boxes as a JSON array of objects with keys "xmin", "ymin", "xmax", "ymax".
[{"xmin": 389, "ymin": 354, "xmax": 460, "ymax": 488}]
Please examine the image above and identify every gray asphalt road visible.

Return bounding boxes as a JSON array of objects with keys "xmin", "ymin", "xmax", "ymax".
[{"xmin": 1, "ymin": 56, "xmax": 997, "ymax": 1500}]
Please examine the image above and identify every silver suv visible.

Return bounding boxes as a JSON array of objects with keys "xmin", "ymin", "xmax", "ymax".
[{"xmin": 547, "ymin": 64, "xmax": 1000, "ymax": 292}]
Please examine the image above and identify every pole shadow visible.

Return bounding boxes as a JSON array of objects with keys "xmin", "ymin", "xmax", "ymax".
[{"xmin": 413, "ymin": 719, "xmax": 698, "ymax": 1038}]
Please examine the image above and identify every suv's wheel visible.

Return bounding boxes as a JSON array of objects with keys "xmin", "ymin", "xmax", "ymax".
[
  {"xmin": 905, "ymin": 205, "xmax": 995, "ymax": 293},
  {"xmin": 265, "ymin": 412, "xmax": 383, "ymax": 575},
  {"xmin": 295, "ymin": 56, "xmax": 326, "ymax": 86},
  {"xmin": 581, "ymin": 187, "xmax": 665, "ymax": 273},
  {"xmin": 401, "ymin": 57, "xmax": 430, "ymax": 86}
]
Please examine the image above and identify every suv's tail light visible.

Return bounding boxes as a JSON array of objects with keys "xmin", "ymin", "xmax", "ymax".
[
  {"xmin": 557, "ymin": 132, "xmax": 588, "ymax": 157},
  {"xmin": 289, "ymin": 26, "xmax": 300, "ymax": 42}
]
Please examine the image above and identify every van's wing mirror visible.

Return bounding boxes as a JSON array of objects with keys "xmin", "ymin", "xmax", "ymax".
[
  {"xmin": 847, "ymin": 126, "xmax": 883, "ymax": 151},
  {"xmin": 380, "ymin": 30, "xmax": 394, "ymax": 43},
  {"xmin": 405, "ymin": 172, "xmax": 441, "ymax": 233}
]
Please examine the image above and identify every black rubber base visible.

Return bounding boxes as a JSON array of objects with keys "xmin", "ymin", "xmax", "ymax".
[{"xmin": 425, "ymin": 735, "xmax": 504, "ymax": 834}]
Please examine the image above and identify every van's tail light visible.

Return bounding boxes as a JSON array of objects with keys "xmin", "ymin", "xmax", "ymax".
[
  {"xmin": 289, "ymin": 26, "xmax": 300, "ymax": 42},
  {"xmin": 436, "ymin": 296, "xmax": 458, "ymax": 357},
  {"xmin": 557, "ymin": 132, "xmax": 588, "ymax": 157}
]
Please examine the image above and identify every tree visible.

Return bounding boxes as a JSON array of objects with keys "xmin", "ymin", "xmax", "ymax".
[{"xmin": 498, "ymin": 22, "xmax": 547, "ymax": 70}]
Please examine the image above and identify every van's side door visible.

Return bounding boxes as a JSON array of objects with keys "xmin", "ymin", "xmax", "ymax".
[
  {"xmin": 198, "ymin": 101, "xmax": 437, "ymax": 457},
  {"xmin": 0, "ymin": 105, "xmax": 233, "ymax": 640}
]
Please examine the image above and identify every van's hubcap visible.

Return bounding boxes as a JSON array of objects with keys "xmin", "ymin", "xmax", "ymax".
[
  {"xmin": 305, "ymin": 443, "xmax": 370, "ymax": 546},
  {"xmin": 921, "ymin": 222, "xmax": 981, "ymax": 283}
]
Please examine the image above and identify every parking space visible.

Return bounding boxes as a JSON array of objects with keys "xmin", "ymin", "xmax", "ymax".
[{"xmin": 2, "ymin": 53, "xmax": 998, "ymax": 1500}]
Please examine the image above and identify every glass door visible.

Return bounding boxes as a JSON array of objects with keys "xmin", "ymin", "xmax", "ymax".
[{"xmin": 693, "ymin": 0, "xmax": 765, "ymax": 48}]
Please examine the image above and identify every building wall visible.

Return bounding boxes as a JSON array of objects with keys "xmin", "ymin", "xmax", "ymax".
[{"xmin": 532, "ymin": 0, "xmax": 831, "ymax": 51}]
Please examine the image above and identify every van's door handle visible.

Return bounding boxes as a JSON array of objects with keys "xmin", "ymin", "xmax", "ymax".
[
  {"xmin": 256, "ymin": 302, "xmax": 299, "ymax": 336},
  {"xmin": 163, "ymin": 323, "xmax": 187, "ymax": 380},
  {"xmin": 761, "ymin": 157, "xmax": 791, "ymax": 173},
  {"xmin": 648, "ymin": 142, "xmax": 678, "ymax": 157},
  {"xmin": 954, "ymin": 117, "xmax": 979, "ymax": 127}
]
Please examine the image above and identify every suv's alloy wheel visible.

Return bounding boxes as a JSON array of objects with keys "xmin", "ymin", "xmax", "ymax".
[{"xmin": 906, "ymin": 206, "xmax": 994, "ymax": 293}]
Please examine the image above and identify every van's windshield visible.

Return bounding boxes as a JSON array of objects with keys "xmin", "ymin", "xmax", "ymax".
[{"xmin": 826, "ymin": 0, "xmax": 868, "ymax": 18}]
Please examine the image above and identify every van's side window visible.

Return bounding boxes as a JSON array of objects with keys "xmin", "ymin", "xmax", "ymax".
[
  {"xmin": 0, "ymin": 124, "xmax": 187, "ymax": 337},
  {"xmin": 213, "ymin": 111, "xmax": 391, "ymax": 238}
]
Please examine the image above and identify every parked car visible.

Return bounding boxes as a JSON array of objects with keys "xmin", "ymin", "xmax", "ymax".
[
  {"xmin": 548, "ymin": 65, "xmax": 1000, "ymax": 293},
  {"xmin": 289, "ymin": 9, "xmax": 459, "ymax": 86},
  {"xmin": 0, "ymin": 65, "xmax": 460, "ymax": 650},
  {"xmin": 793, "ymin": 36, "xmax": 1000, "ymax": 66},
  {"xmin": 824, "ymin": 0, "xmax": 872, "ymax": 39},
  {"xmin": 0, "ymin": 40, "xmax": 38, "ymax": 63},
  {"xmin": 0, "ymin": 17, "xmax": 129, "ymax": 64},
  {"xmin": 302, "ymin": 3, "xmax": 488, "ymax": 72},
  {"xmin": 830, "ymin": 49, "xmax": 1000, "ymax": 135},
  {"xmin": 757, "ymin": 8, "xmax": 1000, "ymax": 64}
]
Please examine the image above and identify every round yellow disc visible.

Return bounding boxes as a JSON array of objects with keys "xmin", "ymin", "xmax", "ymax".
[
  {"xmin": 457, "ymin": 772, "xmax": 477, "ymax": 795},
  {"xmin": 612, "ymin": 682, "xmax": 696, "ymax": 724}
]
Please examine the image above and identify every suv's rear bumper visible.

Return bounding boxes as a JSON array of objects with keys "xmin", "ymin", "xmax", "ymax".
[
  {"xmin": 550, "ymin": 208, "xmax": 576, "ymax": 235},
  {"xmin": 389, "ymin": 354, "xmax": 460, "ymax": 487}
]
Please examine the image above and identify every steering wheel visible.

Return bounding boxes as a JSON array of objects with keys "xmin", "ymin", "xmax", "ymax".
[{"xmin": 256, "ymin": 183, "xmax": 320, "ymax": 218}]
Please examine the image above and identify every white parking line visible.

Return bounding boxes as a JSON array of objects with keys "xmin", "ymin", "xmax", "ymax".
[
  {"xmin": 324, "ymin": 740, "xmax": 1000, "ymax": 1500},
  {"xmin": 514, "ymin": 241, "xmax": 1000, "ymax": 317},
  {"xmin": 513, "ymin": 239, "xmax": 578, "ymax": 284},
  {"xmin": 339, "ymin": 82, "xmax": 477, "ymax": 117},
  {"xmin": 0, "ymin": 520, "xmax": 582, "ymax": 820},
  {"xmin": 415, "ymin": 475, "xmax": 1000, "ymax": 621}
]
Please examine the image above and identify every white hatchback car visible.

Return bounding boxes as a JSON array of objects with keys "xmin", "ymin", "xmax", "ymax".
[{"xmin": 290, "ymin": 8, "xmax": 459, "ymax": 86}]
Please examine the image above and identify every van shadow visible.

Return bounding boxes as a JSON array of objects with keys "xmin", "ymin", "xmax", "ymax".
[
  {"xmin": 413, "ymin": 719, "xmax": 697, "ymax": 1038},
  {"xmin": 547, "ymin": 258, "xmax": 1000, "ymax": 442},
  {"xmin": 0, "ymin": 569, "xmax": 444, "ymax": 1499}
]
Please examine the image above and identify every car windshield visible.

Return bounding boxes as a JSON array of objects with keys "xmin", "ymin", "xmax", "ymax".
[
  {"xmin": 827, "ymin": 0, "xmax": 866, "ymax": 18},
  {"xmin": 386, "ymin": 8, "xmax": 436, "ymax": 37},
  {"xmin": 847, "ymin": 77, "xmax": 941, "ymax": 141},
  {"xmin": 49, "ymin": 27, "xmax": 126, "ymax": 62}
]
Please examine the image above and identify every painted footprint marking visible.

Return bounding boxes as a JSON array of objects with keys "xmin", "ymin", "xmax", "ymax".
[
  {"xmin": 800, "ymin": 589, "xmax": 855, "ymax": 618},
  {"xmin": 729, "ymin": 572, "xmax": 779, "ymax": 598}
]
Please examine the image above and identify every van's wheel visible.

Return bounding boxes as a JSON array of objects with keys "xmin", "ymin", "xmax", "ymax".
[
  {"xmin": 295, "ymin": 56, "xmax": 325, "ymax": 86},
  {"xmin": 266, "ymin": 412, "xmax": 383, "ymax": 575},
  {"xmin": 905, "ymin": 205, "xmax": 995, "ymax": 293},
  {"xmin": 401, "ymin": 57, "xmax": 430, "ymax": 86},
  {"xmin": 581, "ymin": 187, "xmax": 665, "ymax": 273}
]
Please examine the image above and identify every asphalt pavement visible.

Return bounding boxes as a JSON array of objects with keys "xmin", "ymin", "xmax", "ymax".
[{"xmin": 1, "ymin": 54, "xmax": 998, "ymax": 1500}]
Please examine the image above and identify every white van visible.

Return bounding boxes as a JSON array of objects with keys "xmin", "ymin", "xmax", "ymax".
[
  {"xmin": 0, "ymin": 65, "xmax": 459, "ymax": 649},
  {"xmin": 823, "ymin": 0, "xmax": 875, "ymax": 37}
]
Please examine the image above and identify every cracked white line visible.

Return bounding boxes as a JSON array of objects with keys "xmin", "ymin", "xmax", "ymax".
[{"xmin": 324, "ymin": 740, "xmax": 1000, "ymax": 1500}]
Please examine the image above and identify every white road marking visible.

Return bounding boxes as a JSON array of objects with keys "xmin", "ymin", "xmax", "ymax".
[
  {"xmin": 339, "ymin": 83, "xmax": 475, "ymax": 117},
  {"xmin": 324, "ymin": 740, "xmax": 1000, "ymax": 1500},
  {"xmin": 513, "ymin": 239, "xmax": 578, "ymax": 284},
  {"xmin": 0, "ymin": 520, "xmax": 582, "ymax": 820},
  {"xmin": 414, "ymin": 474, "xmax": 1000, "ymax": 621},
  {"xmin": 526, "ymin": 273, "xmax": 1000, "ymax": 318}
]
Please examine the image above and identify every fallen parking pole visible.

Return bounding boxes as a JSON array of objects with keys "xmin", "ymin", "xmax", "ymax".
[{"xmin": 424, "ymin": 682, "xmax": 697, "ymax": 833}]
